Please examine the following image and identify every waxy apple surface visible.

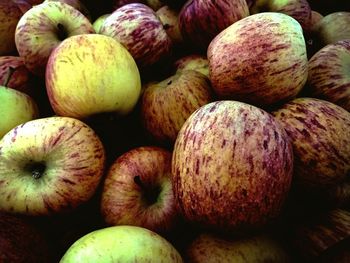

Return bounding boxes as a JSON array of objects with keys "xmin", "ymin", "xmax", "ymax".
[
  {"xmin": 15, "ymin": 1, "xmax": 95, "ymax": 76},
  {"xmin": 208, "ymin": 12, "xmax": 308, "ymax": 107},
  {"xmin": 0, "ymin": 116, "xmax": 106, "ymax": 215},
  {"xmin": 172, "ymin": 100, "xmax": 293, "ymax": 232},
  {"xmin": 46, "ymin": 34, "xmax": 141, "ymax": 119}
]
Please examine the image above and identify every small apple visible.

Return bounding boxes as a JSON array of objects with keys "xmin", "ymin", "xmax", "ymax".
[
  {"xmin": 272, "ymin": 98, "xmax": 350, "ymax": 191},
  {"xmin": 60, "ymin": 225, "xmax": 183, "ymax": 262},
  {"xmin": 309, "ymin": 10, "xmax": 323, "ymax": 30},
  {"xmin": 0, "ymin": 1, "xmax": 23, "ymax": 55},
  {"xmin": 173, "ymin": 54, "xmax": 209, "ymax": 77},
  {"xmin": 101, "ymin": 146, "xmax": 178, "ymax": 233},
  {"xmin": 0, "ymin": 116, "xmax": 106, "ymax": 216},
  {"xmin": 44, "ymin": 0, "xmax": 92, "ymax": 20},
  {"xmin": 92, "ymin": 13, "xmax": 110, "ymax": 33},
  {"xmin": 141, "ymin": 70, "xmax": 213, "ymax": 145},
  {"xmin": 0, "ymin": 56, "xmax": 34, "ymax": 96},
  {"xmin": 250, "ymin": 0, "xmax": 312, "ymax": 31},
  {"xmin": 156, "ymin": 5, "xmax": 183, "ymax": 46},
  {"xmin": 99, "ymin": 3, "xmax": 172, "ymax": 68},
  {"xmin": 208, "ymin": 12, "xmax": 308, "ymax": 107},
  {"xmin": 307, "ymin": 39, "xmax": 350, "ymax": 112},
  {"xmin": 46, "ymin": 34, "xmax": 141, "ymax": 119},
  {"xmin": 146, "ymin": 0, "xmax": 165, "ymax": 10},
  {"xmin": 15, "ymin": 1, "xmax": 95, "ymax": 76},
  {"xmin": 172, "ymin": 100, "xmax": 293, "ymax": 233},
  {"xmin": 0, "ymin": 212, "xmax": 52, "ymax": 263},
  {"xmin": 186, "ymin": 233, "xmax": 291, "ymax": 262},
  {"xmin": 178, "ymin": 0, "xmax": 249, "ymax": 51},
  {"xmin": 0, "ymin": 86, "xmax": 39, "ymax": 138}
]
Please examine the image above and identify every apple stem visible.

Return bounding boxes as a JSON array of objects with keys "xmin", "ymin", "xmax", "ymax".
[{"xmin": 3, "ymin": 67, "xmax": 15, "ymax": 87}]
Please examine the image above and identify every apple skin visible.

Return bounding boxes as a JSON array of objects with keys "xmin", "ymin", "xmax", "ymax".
[
  {"xmin": 156, "ymin": 5, "xmax": 183, "ymax": 46},
  {"xmin": 46, "ymin": 34, "xmax": 141, "ymax": 119},
  {"xmin": 186, "ymin": 233, "xmax": 291, "ymax": 263},
  {"xmin": 307, "ymin": 40, "xmax": 350, "ymax": 112},
  {"xmin": 173, "ymin": 54, "xmax": 209, "ymax": 77},
  {"xmin": 178, "ymin": 0, "xmax": 249, "ymax": 51},
  {"xmin": 141, "ymin": 70, "xmax": 213, "ymax": 146},
  {"xmin": 0, "ymin": 56, "xmax": 34, "ymax": 96},
  {"xmin": 60, "ymin": 225, "xmax": 183, "ymax": 262},
  {"xmin": 100, "ymin": 3, "xmax": 172, "ymax": 68},
  {"xmin": 15, "ymin": 1, "xmax": 95, "ymax": 76},
  {"xmin": 113, "ymin": 0, "xmax": 146, "ymax": 9},
  {"xmin": 0, "ymin": 1, "xmax": 23, "ymax": 55},
  {"xmin": 101, "ymin": 146, "xmax": 178, "ymax": 233},
  {"xmin": 92, "ymin": 13, "xmax": 110, "ymax": 33},
  {"xmin": 44, "ymin": 0, "xmax": 92, "ymax": 20},
  {"xmin": 272, "ymin": 98, "xmax": 350, "ymax": 190},
  {"xmin": 0, "ymin": 212, "xmax": 52, "ymax": 263},
  {"xmin": 0, "ymin": 86, "xmax": 39, "ymax": 139},
  {"xmin": 208, "ymin": 12, "xmax": 308, "ymax": 107},
  {"xmin": 0, "ymin": 116, "xmax": 106, "ymax": 216},
  {"xmin": 250, "ymin": 0, "xmax": 312, "ymax": 32},
  {"xmin": 172, "ymin": 100, "xmax": 293, "ymax": 233}
]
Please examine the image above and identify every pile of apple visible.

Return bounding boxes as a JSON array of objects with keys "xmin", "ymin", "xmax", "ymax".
[{"xmin": 0, "ymin": 0, "xmax": 350, "ymax": 262}]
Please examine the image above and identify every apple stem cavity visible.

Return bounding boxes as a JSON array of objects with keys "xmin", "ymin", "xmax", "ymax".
[
  {"xmin": 133, "ymin": 176, "xmax": 161, "ymax": 205},
  {"xmin": 56, "ymin": 23, "xmax": 68, "ymax": 41},
  {"xmin": 2, "ymin": 66, "xmax": 15, "ymax": 87},
  {"xmin": 26, "ymin": 162, "xmax": 46, "ymax": 179}
]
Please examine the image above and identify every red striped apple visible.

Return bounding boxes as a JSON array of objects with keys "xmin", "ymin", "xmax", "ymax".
[
  {"xmin": 172, "ymin": 100, "xmax": 293, "ymax": 233},
  {"xmin": 208, "ymin": 12, "xmax": 308, "ymax": 107},
  {"xmin": 0, "ymin": 116, "xmax": 106, "ymax": 216},
  {"xmin": 101, "ymin": 146, "xmax": 178, "ymax": 233}
]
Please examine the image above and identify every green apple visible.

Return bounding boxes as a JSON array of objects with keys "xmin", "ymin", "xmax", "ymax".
[
  {"xmin": 46, "ymin": 34, "xmax": 141, "ymax": 119},
  {"xmin": 0, "ymin": 86, "xmax": 39, "ymax": 138},
  {"xmin": 92, "ymin": 13, "xmax": 110, "ymax": 33},
  {"xmin": 60, "ymin": 225, "xmax": 183, "ymax": 262},
  {"xmin": 0, "ymin": 116, "xmax": 106, "ymax": 216}
]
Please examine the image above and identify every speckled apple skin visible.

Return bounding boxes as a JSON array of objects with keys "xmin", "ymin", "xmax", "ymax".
[
  {"xmin": 307, "ymin": 40, "xmax": 350, "ymax": 112},
  {"xmin": 99, "ymin": 3, "xmax": 172, "ymax": 68},
  {"xmin": 273, "ymin": 98, "xmax": 350, "ymax": 189},
  {"xmin": 179, "ymin": 0, "xmax": 249, "ymax": 50},
  {"xmin": 172, "ymin": 100, "xmax": 293, "ymax": 232},
  {"xmin": 208, "ymin": 12, "xmax": 308, "ymax": 107}
]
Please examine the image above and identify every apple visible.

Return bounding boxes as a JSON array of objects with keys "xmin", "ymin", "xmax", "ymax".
[
  {"xmin": 15, "ymin": 1, "xmax": 95, "ymax": 76},
  {"xmin": 0, "ymin": 86, "xmax": 39, "ymax": 138},
  {"xmin": 186, "ymin": 233, "xmax": 291, "ymax": 262},
  {"xmin": 208, "ymin": 12, "xmax": 308, "ymax": 107},
  {"xmin": 46, "ymin": 34, "xmax": 141, "ymax": 119},
  {"xmin": 60, "ymin": 225, "xmax": 183, "ymax": 262},
  {"xmin": 146, "ymin": 0, "xmax": 165, "ymax": 10},
  {"xmin": 99, "ymin": 3, "xmax": 172, "ymax": 68},
  {"xmin": 101, "ymin": 146, "xmax": 178, "ymax": 233},
  {"xmin": 113, "ymin": 0, "xmax": 146, "ymax": 9},
  {"xmin": 156, "ymin": 5, "xmax": 183, "ymax": 46},
  {"xmin": 272, "ymin": 98, "xmax": 350, "ymax": 191},
  {"xmin": 178, "ymin": 0, "xmax": 250, "ymax": 51},
  {"xmin": 92, "ymin": 13, "xmax": 110, "ymax": 33},
  {"xmin": 0, "ymin": 212, "xmax": 52, "ymax": 263},
  {"xmin": 0, "ymin": 1, "xmax": 23, "ymax": 55},
  {"xmin": 44, "ymin": 0, "xmax": 92, "ymax": 20},
  {"xmin": 173, "ymin": 54, "xmax": 209, "ymax": 77},
  {"xmin": 0, "ymin": 56, "xmax": 34, "ymax": 96},
  {"xmin": 172, "ymin": 100, "xmax": 293, "ymax": 233},
  {"xmin": 141, "ymin": 70, "xmax": 213, "ymax": 145},
  {"xmin": 250, "ymin": 0, "xmax": 312, "ymax": 32},
  {"xmin": 309, "ymin": 10, "xmax": 323, "ymax": 30},
  {"xmin": 307, "ymin": 39, "xmax": 350, "ymax": 112},
  {"xmin": 0, "ymin": 116, "xmax": 106, "ymax": 216}
]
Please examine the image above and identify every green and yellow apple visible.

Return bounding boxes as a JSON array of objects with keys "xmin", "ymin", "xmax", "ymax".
[
  {"xmin": 60, "ymin": 225, "xmax": 183, "ymax": 262},
  {"xmin": 15, "ymin": 1, "xmax": 95, "ymax": 76},
  {"xmin": 92, "ymin": 13, "xmax": 110, "ymax": 33},
  {"xmin": 173, "ymin": 54, "xmax": 209, "ymax": 77},
  {"xmin": 46, "ymin": 34, "xmax": 141, "ymax": 119},
  {"xmin": 0, "ymin": 116, "xmax": 106, "ymax": 216},
  {"xmin": 156, "ymin": 5, "xmax": 183, "ymax": 46}
]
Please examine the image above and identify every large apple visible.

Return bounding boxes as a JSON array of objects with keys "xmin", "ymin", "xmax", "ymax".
[
  {"xmin": 99, "ymin": 3, "xmax": 172, "ymax": 68},
  {"xmin": 0, "ymin": 86, "xmax": 39, "ymax": 138},
  {"xmin": 101, "ymin": 146, "xmax": 178, "ymax": 233},
  {"xmin": 178, "ymin": 0, "xmax": 249, "ymax": 51},
  {"xmin": 0, "ymin": 116, "xmax": 106, "ymax": 216},
  {"xmin": 272, "ymin": 98, "xmax": 350, "ymax": 191},
  {"xmin": 46, "ymin": 34, "xmax": 141, "ymax": 119},
  {"xmin": 172, "ymin": 100, "xmax": 293, "ymax": 233},
  {"xmin": 208, "ymin": 12, "xmax": 308, "ymax": 107},
  {"xmin": 307, "ymin": 39, "xmax": 350, "ymax": 112},
  {"xmin": 141, "ymin": 70, "xmax": 213, "ymax": 145},
  {"xmin": 0, "ymin": 1, "xmax": 23, "ymax": 55},
  {"xmin": 250, "ymin": 0, "xmax": 312, "ymax": 31},
  {"xmin": 186, "ymin": 233, "xmax": 291, "ymax": 262},
  {"xmin": 60, "ymin": 225, "xmax": 183, "ymax": 262},
  {"xmin": 15, "ymin": 1, "xmax": 95, "ymax": 76}
]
